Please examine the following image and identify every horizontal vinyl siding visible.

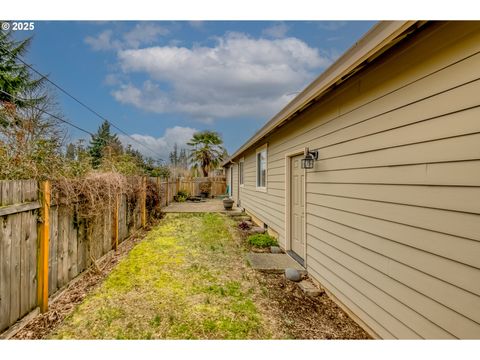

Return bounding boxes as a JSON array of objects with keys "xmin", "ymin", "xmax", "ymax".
[
  {"xmin": 236, "ymin": 22, "xmax": 480, "ymax": 338},
  {"xmin": 307, "ymin": 220, "xmax": 480, "ymax": 328},
  {"xmin": 240, "ymin": 148, "xmax": 286, "ymax": 246}
]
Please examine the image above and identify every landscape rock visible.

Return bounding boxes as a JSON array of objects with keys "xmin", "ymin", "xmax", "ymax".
[
  {"xmin": 270, "ymin": 246, "xmax": 282, "ymax": 254},
  {"xmin": 233, "ymin": 215, "xmax": 252, "ymax": 221},
  {"xmin": 298, "ymin": 280, "xmax": 323, "ymax": 297},
  {"xmin": 285, "ymin": 268, "xmax": 302, "ymax": 282},
  {"xmin": 248, "ymin": 226, "xmax": 266, "ymax": 235}
]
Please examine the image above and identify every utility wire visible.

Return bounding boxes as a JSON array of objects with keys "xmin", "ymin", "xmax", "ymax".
[
  {"xmin": 0, "ymin": 88, "xmax": 94, "ymax": 136},
  {"xmin": 1, "ymin": 46, "xmax": 163, "ymax": 160}
]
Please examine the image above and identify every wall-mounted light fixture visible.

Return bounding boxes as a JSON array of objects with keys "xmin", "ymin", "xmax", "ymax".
[{"xmin": 301, "ymin": 147, "xmax": 319, "ymax": 169}]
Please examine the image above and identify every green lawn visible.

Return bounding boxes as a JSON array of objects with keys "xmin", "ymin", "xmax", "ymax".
[{"xmin": 51, "ymin": 213, "xmax": 275, "ymax": 339}]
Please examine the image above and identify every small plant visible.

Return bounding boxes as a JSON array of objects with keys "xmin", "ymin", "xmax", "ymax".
[
  {"xmin": 175, "ymin": 190, "xmax": 189, "ymax": 202},
  {"xmin": 247, "ymin": 233, "xmax": 278, "ymax": 248},
  {"xmin": 238, "ymin": 221, "xmax": 251, "ymax": 230}
]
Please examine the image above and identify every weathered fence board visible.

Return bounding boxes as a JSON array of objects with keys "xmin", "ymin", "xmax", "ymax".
[
  {"xmin": 20, "ymin": 212, "xmax": 29, "ymax": 319},
  {"xmin": 58, "ymin": 207, "xmax": 68, "ymax": 290},
  {"xmin": 0, "ymin": 215, "xmax": 11, "ymax": 330},
  {"xmin": 0, "ymin": 202, "xmax": 40, "ymax": 217},
  {"xmin": 68, "ymin": 209, "xmax": 78, "ymax": 281},
  {"xmin": 27, "ymin": 211, "xmax": 37, "ymax": 311},
  {"xmin": 119, "ymin": 195, "xmax": 128, "ymax": 242},
  {"xmin": 77, "ymin": 220, "xmax": 86, "ymax": 274},
  {"xmin": 9, "ymin": 207, "xmax": 21, "ymax": 325},
  {"xmin": 48, "ymin": 206, "xmax": 58, "ymax": 295}
]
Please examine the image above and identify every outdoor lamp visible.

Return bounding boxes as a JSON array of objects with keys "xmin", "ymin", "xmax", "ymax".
[{"xmin": 301, "ymin": 147, "xmax": 319, "ymax": 169}]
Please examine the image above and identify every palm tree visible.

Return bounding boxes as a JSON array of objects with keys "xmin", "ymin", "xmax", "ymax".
[{"xmin": 187, "ymin": 130, "xmax": 226, "ymax": 177}]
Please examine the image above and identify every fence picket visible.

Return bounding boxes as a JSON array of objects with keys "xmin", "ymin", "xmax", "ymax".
[{"xmin": 0, "ymin": 210, "xmax": 11, "ymax": 330}]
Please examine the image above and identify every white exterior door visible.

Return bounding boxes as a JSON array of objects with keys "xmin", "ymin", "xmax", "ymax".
[
  {"xmin": 228, "ymin": 166, "xmax": 233, "ymax": 197},
  {"xmin": 290, "ymin": 155, "xmax": 305, "ymax": 260}
]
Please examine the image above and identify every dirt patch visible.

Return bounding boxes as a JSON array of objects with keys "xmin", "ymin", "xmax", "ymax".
[
  {"xmin": 255, "ymin": 272, "xmax": 371, "ymax": 339},
  {"xmin": 11, "ymin": 225, "xmax": 152, "ymax": 340},
  {"xmin": 234, "ymin": 218, "xmax": 369, "ymax": 339}
]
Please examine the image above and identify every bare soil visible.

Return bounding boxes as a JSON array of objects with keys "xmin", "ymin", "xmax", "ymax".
[{"xmin": 255, "ymin": 272, "xmax": 371, "ymax": 339}]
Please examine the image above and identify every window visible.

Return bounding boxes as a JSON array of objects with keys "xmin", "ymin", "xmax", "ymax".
[
  {"xmin": 239, "ymin": 158, "xmax": 244, "ymax": 186},
  {"xmin": 256, "ymin": 145, "xmax": 267, "ymax": 190}
]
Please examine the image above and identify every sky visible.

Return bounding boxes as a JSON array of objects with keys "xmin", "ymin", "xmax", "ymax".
[{"xmin": 14, "ymin": 20, "xmax": 376, "ymax": 162}]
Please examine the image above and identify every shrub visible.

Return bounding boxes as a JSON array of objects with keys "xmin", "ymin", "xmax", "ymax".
[
  {"xmin": 146, "ymin": 179, "xmax": 163, "ymax": 220},
  {"xmin": 247, "ymin": 233, "xmax": 278, "ymax": 248},
  {"xmin": 175, "ymin": 190, "xmax": 189, "ymax": 202}
]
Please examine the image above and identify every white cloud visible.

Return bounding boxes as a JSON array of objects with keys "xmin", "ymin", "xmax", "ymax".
[
  {"xmin": 85, "ymin": 30, "xmax": 121, "ymax": 51},
  {"xmin": 123, "ymin": 23, "xmax": 170, "ymax": 48},
  {"xmin": 85, "ymin": 23, "xmax": 170, "ymax": 51},
  {"xmin": 118, "ymin": 126, "xmax": 197, "ymax": 160},
  {"xmin": 113, "ymin": 32, "xmax": 332, "ymax": 122},
  {"xmin": 262, "ymin": 23, "xmax": 289, "ymax": 38}
]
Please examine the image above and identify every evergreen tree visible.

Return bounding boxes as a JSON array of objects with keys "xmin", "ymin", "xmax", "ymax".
[
  {"xmin": 179, "ymin": 148, "xmax": 188, "ymax": 169},
  {"xmin": 169, "ymin": 143, "xmax": 179, "ymax": 167},
  {"xmin": 66, "ymin": 143, "xmax": 75, "ymax": 160},
  {"xmin": 125, "ymin": 144, "xmax": 145, "ymax": 167},
  {"xmin": 88, "ymin": 120, "xmax": 122, "ymax": 168},
  {"xmin": 0, "ymin": 31, "xmax": 46, "ymax": 126}
]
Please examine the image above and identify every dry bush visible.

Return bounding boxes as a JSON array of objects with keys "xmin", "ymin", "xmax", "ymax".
[
  {"xmin": 146, "ymin": 179, "xmax": 163, "ymax": 220},
  {"xmin": 51, "ymin": 171, "xmax": 144, "ymax": 265},
  {"xmin": 53, "ymin": 171, "xmax": 134, "ymax": 222}
]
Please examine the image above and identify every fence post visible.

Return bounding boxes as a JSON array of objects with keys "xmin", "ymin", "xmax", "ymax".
[
  {"xmin": 165, "ymin": 178, "xmax": 169, "ymax": 206},
  {"xmin": 38, "ymin": 180, "xmax": 50, "ymax": 313},
  {"xmin": 113, "ymin": 193, "xmax": 119, "ymax": 251},
  {"xmin": 156, "ymin": 177, "xmax": 162, "ymax": 210},
  {"xmin": 141, "ymin": 176, "xmax": 147, "ymax": 228}
]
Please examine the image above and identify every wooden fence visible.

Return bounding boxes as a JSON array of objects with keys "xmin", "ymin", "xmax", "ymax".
[
  {"xmin": 0, "ymin": 180, "xmax": 38, "ymax": 332},
  {"xmin": 0, "ymin": 175, "xmax": 226, "ymax": 333},
  {"xmin": 154, "ymin": 176, "xmax": 227, "ymax": 208}
]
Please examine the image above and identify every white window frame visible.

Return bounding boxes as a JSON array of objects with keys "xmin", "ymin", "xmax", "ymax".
[
  {"xmin": 239, "ymin": 157, "xmax": 245, "ymax": 187},
  {"xmin": 255, "ymin": 144, "xmax": 268, "ymax": 192}
]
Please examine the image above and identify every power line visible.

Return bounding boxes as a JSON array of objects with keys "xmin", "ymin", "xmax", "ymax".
[
  {"xmin": 1, "ymin": 45, "xmax": 164, "ymax": 160},
  {"xmin": 0, "ymin": 88, "xmax": 94, "ymax": 136}
]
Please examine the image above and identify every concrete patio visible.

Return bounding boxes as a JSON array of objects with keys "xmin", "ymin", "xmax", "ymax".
[
  {"xmin": 246, "ymin": 253, "xmax": 306, "ymax": 273},
  {"xmin": 162, "ymin": 198, "xmax": 242, "ymax": 213}
]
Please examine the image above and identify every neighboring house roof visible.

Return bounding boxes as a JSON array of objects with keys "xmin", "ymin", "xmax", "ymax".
[{"xmin": 222, "ymin": 20, "xmax": 425, "ymax": 167}]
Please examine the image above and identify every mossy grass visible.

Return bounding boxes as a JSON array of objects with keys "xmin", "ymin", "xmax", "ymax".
[
  {"xmin": 51, "ymin": 213, "xmax": 273, "ymax": 339},
  {"xmin": 247, "ymin": 233, "xmax": 278, "ymax": 248}
]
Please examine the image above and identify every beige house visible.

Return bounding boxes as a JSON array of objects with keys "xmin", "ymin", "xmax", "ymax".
[{"xmin": 223, "ymin": 21, "xmax": 480, "ymax": 339}]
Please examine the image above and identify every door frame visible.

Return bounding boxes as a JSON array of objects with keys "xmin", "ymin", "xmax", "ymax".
[
  {"xmin": 228, "ymin": 166, "xmax": 233, "ymax": 197},
  {"xmin": 284, "ymin": 148, "xmax": 307, "ymax": 267}
]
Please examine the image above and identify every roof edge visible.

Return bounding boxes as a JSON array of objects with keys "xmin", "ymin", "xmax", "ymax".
[{"xmin": 223, "ymin": 20, "xmax": 419, "ymax": 167}]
